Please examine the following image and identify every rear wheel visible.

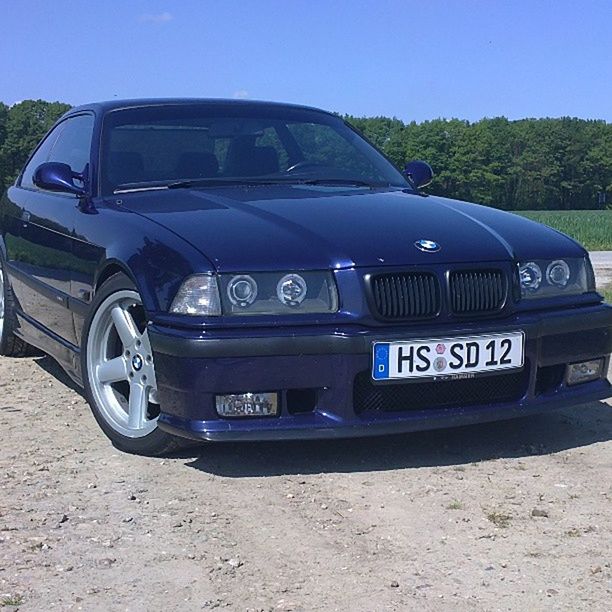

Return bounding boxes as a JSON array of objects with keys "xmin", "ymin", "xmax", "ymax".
[
  {"xmin": 0, "ymin": 258, "xmax": 35, "ymax": 357},
  {"xmin": 82, "ymin": 273, "xmax": 187, "ymax": 455}
]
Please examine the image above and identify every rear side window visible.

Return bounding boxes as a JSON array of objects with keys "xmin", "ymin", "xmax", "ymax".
[
  {"xmin": 48, "ymin": 114, "xmax": 94, "ymax": 174},
  {"xmin": 19, "ymin": 125, "xmax": 62, "ymax": 189}
]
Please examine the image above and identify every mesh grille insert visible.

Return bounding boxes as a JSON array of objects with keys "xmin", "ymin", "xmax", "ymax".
[{"xmin": 354, "ymin": 367, "xmax": 529, "ymax": 413}]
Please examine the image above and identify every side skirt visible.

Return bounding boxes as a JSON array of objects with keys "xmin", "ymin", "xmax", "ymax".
[{"xmin": 15, "ymin": 311, "xmax": 83, "ymax": 387}]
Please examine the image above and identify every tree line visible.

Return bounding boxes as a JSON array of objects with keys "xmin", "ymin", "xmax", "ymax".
[
  {"xmin": 348, "ymin": 114, "xmax": 610, "ymax": 210},
  {"xmin": 0, "ymin": 99, "xmax": 609, "ymax": 210}
]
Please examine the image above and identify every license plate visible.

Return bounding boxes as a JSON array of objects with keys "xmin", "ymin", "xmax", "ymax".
[{"xmin": 372, "ymin": 332, "xmax": 524, "ymax": 381}]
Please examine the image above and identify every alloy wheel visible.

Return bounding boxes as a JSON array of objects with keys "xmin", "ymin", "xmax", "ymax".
[{"xmin": 86, "ymin": 289, "xmax": 160, "ymax": 438}]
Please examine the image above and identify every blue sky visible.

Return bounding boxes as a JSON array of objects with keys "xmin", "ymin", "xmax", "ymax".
[{"xmin": 1, "ymin": 0, "xmax": 610, "ymax": 122}]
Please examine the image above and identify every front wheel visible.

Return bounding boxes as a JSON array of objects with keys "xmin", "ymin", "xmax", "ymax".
[{"xmin": 81, "ymin": 273, "xmax": 187, "ymax": 455}]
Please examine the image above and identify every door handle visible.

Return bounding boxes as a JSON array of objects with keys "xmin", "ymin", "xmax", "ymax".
[{"xmin": 21, "ymin": 210, "xmax": 31, "ymax": 224}]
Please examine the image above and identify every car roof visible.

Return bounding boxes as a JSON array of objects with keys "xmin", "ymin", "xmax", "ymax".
[{"xmin": 65, "ymin": 98, "xmax": 335, "ymax": 118}]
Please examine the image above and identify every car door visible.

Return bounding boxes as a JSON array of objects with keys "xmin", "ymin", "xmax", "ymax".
[{"xmin": 4, "ymin": 113, "xmax": 94, "ymax": 346}]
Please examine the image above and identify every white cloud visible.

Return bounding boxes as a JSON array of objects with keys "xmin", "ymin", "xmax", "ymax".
[
  {"xmin": 233, "ymin": 90, "xmax": 249, "ymax": 100},
  {"xmin": 139, "ymin": 12, "xmax": 173, "ymax": 23}
]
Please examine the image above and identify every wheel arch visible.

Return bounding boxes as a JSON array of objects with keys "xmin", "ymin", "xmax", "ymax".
[
  {"xmin": 92, "ymin": 260, "xmax": 153, "ymax": 314},
  {"xmin": 94, "ymin": 260, "xmax": 138, "ymax": 293}
]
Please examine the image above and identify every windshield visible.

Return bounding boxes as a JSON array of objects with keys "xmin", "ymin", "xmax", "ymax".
[{"xmin": 99, "ymin": 103, "xmax": 410, "ymax": 195}]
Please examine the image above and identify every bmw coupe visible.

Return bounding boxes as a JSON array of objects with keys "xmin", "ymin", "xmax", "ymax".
[{"xmin": 1, "ymin": 99, "xmax": 610, "ymax": 455}]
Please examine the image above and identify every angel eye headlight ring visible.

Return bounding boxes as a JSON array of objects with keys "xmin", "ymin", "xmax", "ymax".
[
  {"xmin": 227, "ymin": 275, "xmax": 258, "ymax": 307},
  {"xmin": 546, "ymin": 260, "xmax": 570, "ymax": 287}
]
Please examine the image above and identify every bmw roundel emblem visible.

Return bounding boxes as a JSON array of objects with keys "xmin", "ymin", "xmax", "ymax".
[{"xmin": 414, "ymin": 239, "xmax": 441, "ymax": 253}]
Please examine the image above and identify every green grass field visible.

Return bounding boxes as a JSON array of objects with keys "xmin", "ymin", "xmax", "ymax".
[{"xmin": 514, "ymin": 210, "xmax": 612, "ymax": 251}]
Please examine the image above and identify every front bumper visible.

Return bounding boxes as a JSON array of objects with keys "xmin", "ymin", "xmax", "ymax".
[{"xmin": 150, "ymin": 304, "xmax": 612, "ymax": 441}]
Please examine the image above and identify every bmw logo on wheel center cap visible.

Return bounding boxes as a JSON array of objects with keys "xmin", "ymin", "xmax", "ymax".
[
  {"xmin": 131, "ymin": 354, "xmax": 144, "ymax": 371},
  {"xmin": 415, "ymin": 239, "xmax": 441, "ymax": 253}
]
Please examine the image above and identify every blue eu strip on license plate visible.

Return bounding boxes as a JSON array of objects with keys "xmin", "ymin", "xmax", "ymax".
[
  {"xmin": 372, "ymin": 332, "xmax": 524, "ymax": 381},
  {"xmin": 373, "ymin": 343, "xmax": 391, "ymax": 380}
]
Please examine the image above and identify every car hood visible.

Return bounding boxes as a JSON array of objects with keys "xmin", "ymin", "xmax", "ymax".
[{"xmin": 115, "ymin": 185, "xmax": 586, "ymax": 272}]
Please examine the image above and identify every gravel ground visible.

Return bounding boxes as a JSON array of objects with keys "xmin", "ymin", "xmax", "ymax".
[
  {"xmin": 0, "ymin": 354, "xmax": 611, "ymax": 611},
  {"xmin": 592, "ymin": 252, "xmax": 612, "ymax": 289}
]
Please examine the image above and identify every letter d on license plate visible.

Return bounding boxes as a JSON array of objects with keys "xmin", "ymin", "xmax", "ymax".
[{"xmin": 372, "ymin": 332, "xmax": 524, "ymax": 381}]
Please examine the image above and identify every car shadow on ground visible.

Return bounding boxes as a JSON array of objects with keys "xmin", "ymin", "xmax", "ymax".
[
  {"xmin": 184, "ymin": 401, "xmax": 612, "ymax": 477},
  {"xmin": 34, "ymin": 355, "xmax": 84, "ymax": 396}
]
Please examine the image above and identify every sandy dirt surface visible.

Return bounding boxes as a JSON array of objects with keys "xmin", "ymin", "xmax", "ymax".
[
  {"xmin": 0, "ymin": 355, "xmax": 610, "ymax": 611},
  {"xmin": 591, "ymin": 252, "xmax": 612, "ymax": 288}
]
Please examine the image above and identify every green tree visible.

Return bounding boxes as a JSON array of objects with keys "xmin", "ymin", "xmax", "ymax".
[{"xmin": 0, "ymin": 99, "xmax": 70, "ymax": 192}]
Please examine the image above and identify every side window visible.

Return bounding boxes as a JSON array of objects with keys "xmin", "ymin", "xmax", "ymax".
[
  {"xmin": 19, "ymin": 124, "xmax": 63, "ymax": 189},
  {"xmin": 48, "ymin": 114, "xmax": 94, "ymax": 174}
]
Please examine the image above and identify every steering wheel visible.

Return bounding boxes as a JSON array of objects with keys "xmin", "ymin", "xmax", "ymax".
[{"xmin": 285, "ymin": 160, "xmax": 328, "ymax": 173}]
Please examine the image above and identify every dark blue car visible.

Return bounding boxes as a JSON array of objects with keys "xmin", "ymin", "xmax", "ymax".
[{"xmin": 0, "ymin": 99, "xmax": 610, "ymax": 455}]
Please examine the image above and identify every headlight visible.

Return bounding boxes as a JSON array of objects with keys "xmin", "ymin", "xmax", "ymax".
[
  {"xmin": 227, "ymin": 275, "xmax": 258, "ymax": 307},
  {"xmin": 518, "ymin": 257, "xmax": 594, "ymax": 299},
  {"xmin": 546, "ymin": 260, "xmax": 570, "ymax": 287},
  {"xmin": 277, "ymin": 274, "xmax": 307, "ymax": 306},
  {"xmin": 170, "ymin": 271, "xmax": 338, "ymax": 316},
  {"xmin": 170, "ymin": 274, "xmax": 222, "ymax": 315},
  {"xmin": 519, "ymin": 262, "xmax": 542, "ymax": 291},
  {"xmin": 220, "ymin": 271, "xmax": 338, "ymax": 315}
]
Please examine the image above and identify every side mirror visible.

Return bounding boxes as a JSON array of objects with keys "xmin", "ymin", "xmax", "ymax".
[
  {"xmin": 33, "ymin": 162, "xmax": 86, "ymax": 196},
  {"xmin": 404, "ymin": 160, "xmax": 434, "ymax": 189}
]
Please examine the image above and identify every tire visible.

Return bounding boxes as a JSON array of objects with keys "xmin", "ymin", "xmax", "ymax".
[
  {"xmin": 81, "ymin": 272, "xmax": 187, "ymax": 456},
  {"xmin": 0, "ymin": 257, "xmax": 35, "ymax": 357}
]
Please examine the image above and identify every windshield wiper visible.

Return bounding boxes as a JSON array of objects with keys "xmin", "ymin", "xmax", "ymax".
[
  {"xmin": 167, "ymin": 178, "xmax": 288, "ymax": 189},
  {"xmin": 114, "ymin": 176, "xmax": 389, "ymax": 194},
  {"xmin": 293, "ymin": 178, "xmax": 383, "ymax": 188}
]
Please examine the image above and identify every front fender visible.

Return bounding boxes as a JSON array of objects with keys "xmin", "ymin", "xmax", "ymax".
[{"xmin": 78, "ymin": 200, "xmax": 215, "ymax": 319}]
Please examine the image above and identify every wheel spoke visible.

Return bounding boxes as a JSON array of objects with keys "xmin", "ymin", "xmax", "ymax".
[
  {"xmin": 97, "ymin": 357, "xmax": 128, "ymax": 384},
  {"xmin": 128, "ymin": 383, "xmax": 148, "ymax": 429},
  {"xmin": 111, "ymin": 305, "xmax": 139, "ymax": 347}
]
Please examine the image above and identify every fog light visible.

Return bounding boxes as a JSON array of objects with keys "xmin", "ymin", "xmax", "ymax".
[
  {"xmin": 566, "ymin": 359, "xmax": 604, "ymax": 386},
  {"xmin": 215, "ymin": 392, "xmax": 279, "ymax": 417}
]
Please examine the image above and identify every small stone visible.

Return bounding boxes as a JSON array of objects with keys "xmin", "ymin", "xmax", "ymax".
[
  {"xmin": 227, "ymin": 558, "xmax": 243, "ymax": 568},
  {"xmin": 531, "ymin": 508, "xmax": 549, "ymax": 518},
  {"xmin": 390, "ymin": 580, "xmax": 399, "ymax": 588},
  {"xmin": 97, "ymin": 557, "xmax": 116, "ymax": 568},
  {"xmin": 128, "ymin": 494, "xmax": 137, "ymax": 501},
  {"xmin": 59, "ymin": 514, "xmax": 69, "ymax": 524},
  {"xmin": 122, "ymin": 517, "xmax": 133, "ymax": 523},
  {"xmin": 321, "ymin": 504, "xmax": 328, "ymax": 510},
  {"xmin": 286, "ymin": 493, "xmax": 295, "ymax": 499}
]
